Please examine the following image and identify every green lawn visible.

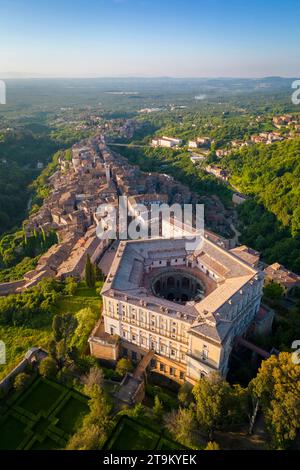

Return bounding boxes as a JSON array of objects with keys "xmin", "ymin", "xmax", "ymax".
[
  {"xmin": 156, "ymin": 437, "xmax": 186, "ymax": 450},
  {"xmin": 0, "ymin": 414, "xmax": 29, "ymax": 450},
  {"xmin": 54, "ymin": 281, "xmax": 102, "ymax": 317},
  {"xmin": 29, "ymin": 436, "xmax": 60, "ymax": 450},
  {"xmin": 55, "ymin": 395, "xmax": 89, "ymax": 434},
  {"xmin": 18, "ymin": 379, "xmax": 66, "ymax": 415}
]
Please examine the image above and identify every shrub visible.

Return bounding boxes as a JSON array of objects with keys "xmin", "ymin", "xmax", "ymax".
[
  {"xmin": 153, "ymin": 395, "xmax": 164, "ymax": 421},
  {"xmin": 14, "ymin": 372, "xmax": 31, "ymax": 392},
  {"xmin": 64, "ymin": 277, "xmax": 78, "ymax": 296},
  {"xmin": 205, "ymin": 441, "xmax": 221, "ymax": 450},
  {"xmin": 39, "ymin": 357, "xmax": 57, "ymax": 379},
  {"xmin": 102, "ymin": 367, "xmax": 121, "ymax": 381},
  {"xmin": 146, "ymin": 384, "xmax": 178, "ymax": 410},
  {"xmin": 178, "ymin": 382, "xmax": 193, "ymax": 407},
  {"xmin": 116, "ymin": 358, "xmax": 134, "ymax": 377}
]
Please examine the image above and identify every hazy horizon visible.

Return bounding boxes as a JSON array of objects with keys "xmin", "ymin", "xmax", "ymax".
[{"xmin": 0, "ymin": 74, "xmax": 298, "ymax": 80}]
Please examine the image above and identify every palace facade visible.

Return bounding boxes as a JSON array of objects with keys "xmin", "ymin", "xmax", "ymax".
[{"xmin": 90, "ymin": 235, "xmax": 264, "ymax": 384}]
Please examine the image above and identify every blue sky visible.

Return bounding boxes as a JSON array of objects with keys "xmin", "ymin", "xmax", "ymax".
[{"xmin": 0, "ymin": 0, "xmax": 299, "ymax": 77}]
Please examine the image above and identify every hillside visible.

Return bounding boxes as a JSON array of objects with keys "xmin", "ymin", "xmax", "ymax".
[{"xmin": 222, "ymin": 138, "xmax": 300, "ymax": 272}]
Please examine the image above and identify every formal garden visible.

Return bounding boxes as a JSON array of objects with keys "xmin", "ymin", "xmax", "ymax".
[{"xmin": 0, "ymin": 376, "xmax": 89, "ymax": 450}]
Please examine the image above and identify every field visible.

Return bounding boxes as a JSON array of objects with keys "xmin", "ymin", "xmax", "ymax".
[
  {"xmin": 104, "ymin": 416, "xmax": 186, "ymax": 451},
  {"xmin": 0, "ymin": 282, "xmax": 102, "ymax": 380},
  {"xmin": 0, "ymin": 377, "xmax": 89, "ymax": 450}
]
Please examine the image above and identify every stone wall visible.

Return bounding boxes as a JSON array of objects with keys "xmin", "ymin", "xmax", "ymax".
[
  {"xmin": 0, "ymin": 348, "xmax": 48, "ymax": 393},
  {"xmin": 0, "ymin": 279, "xmax": 26, "ymax": 296}
]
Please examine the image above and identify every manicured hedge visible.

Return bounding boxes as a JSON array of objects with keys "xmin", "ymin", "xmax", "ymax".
[{"xmin": 0, "ymin": 376, "xmax": 90, "ymax": 450}]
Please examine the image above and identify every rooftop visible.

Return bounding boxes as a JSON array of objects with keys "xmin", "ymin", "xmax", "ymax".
[{"xmin": 101, "ymin": 236, "xmax": 261, "ymax": 343}]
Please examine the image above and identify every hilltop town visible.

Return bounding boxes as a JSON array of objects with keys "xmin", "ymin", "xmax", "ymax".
[
  {"xmin": 0, "ymin": 110, "xmax": 299, "ymax": 300},
  {"xmin": 3, "ymin": 133, "xmax": 199, "ymax": 293}
]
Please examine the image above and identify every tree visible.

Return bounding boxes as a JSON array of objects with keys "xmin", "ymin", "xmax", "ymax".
[
  {"xmin": 153, "ymin": 395, "xmax": 164, "ymax": 421},
  {"xmin": 178, "ymin": 382, "xmax": 193, "ymax": 407},
  {"xmin": 67, "ymin": 385, "xmax": 112, "ymax": 450},
  {"xmin": 85, "ymin": 254, "xmax": 95, "ymax": 289},
  {"xmin": 81, "ymin": 366, "xmax": 104, "ymax": 393},
  {"xmin": 131, "ymin": 402, "xmax": 145, "ymax": 419},
  {"xmin": 39, "ymin": 357, "xmax": 57, "ymax": 379},
  {"xmin": 192, "ymin": 372, "xmax": 248, "ymax": 439},
  {"xmin": 51, "ymin": 312, "xmax": 78, "ymax": 366},
  {"xmin": 164, "ymin": 407, "xmax": 200, "ymax": 448},
  {"xmin": 14, "ymin": 372, "xmax": 31, "ymax": 392},
  {"xmin": 263, "ymin": 281, "xmax": 284, "ymax": 302},
  {"xmin": 205, "ymin": 441, "xmax": 220, "ymax": 450},
  {"xmin": 249, "ymin": 352, "xmax": 300, "ymax": 449},
  {"xmin": 71, "ymin": 307, "xmax": 98, "ymax": 353},
  {"xmin": 94, "ymin": 264, "xmax": 105, "ymax": 282},
  {"xmin": 64, "ymin": 277, "xmax": 77, "ymax": 296},
  {"xmin": 116, "ymin": 358, "xmax": 133, "ymax": 377},
  {"xmin": 52, "ymin": 314, "xmax": 63, "ymax": 343}
]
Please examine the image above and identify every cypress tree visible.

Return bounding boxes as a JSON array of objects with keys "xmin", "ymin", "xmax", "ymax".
[
  {"xmin": 94, "ymin": 264, "xmax": 104, "ymax": 282},
  {"xmin": 85, "ymin": 254, "xmax": 95, "ymax": 288}
]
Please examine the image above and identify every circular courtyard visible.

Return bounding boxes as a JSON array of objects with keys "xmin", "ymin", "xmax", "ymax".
[{"xmin": 151, "ymin": 270, "xmax": 205, "ymax": 303}]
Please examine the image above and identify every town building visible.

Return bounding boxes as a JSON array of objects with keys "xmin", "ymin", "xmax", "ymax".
[
  {"xmin": 264, "ymin": 263, "xmax": 300, "ymax": 295},
  {"xmin": 188, "ymin": 140, "xmax": 198, "ymax": 148},
  {"xmin": 205, "ymin": 165, "xmax": 229, "ymax": 181},
  {"xmin": 232, "ymin": 192, "xmax": 247, "ymax": 205},
  {"xmin": 151, "ymin": 136, "xmax": 182, "ymax": 148},
  {"xmin": 230, "ymin": 245, "xmax": 260, "ymax": 268}
]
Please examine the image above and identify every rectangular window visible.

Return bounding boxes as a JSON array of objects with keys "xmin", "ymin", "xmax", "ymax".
[
  {"xmin": 132, "ymin": 351, "xmax": 137, "ymax": 361},
  {"xmin": 160, "ymin": 363, "xmax": 165, "ymax": 372},
  {"xmin": 180, "ymin": 371, "xmax": 185, "ymax": 380},
  {"xmin": 170, "ymin": 367, "xmax": 175, "ymax": 376},
  {"xmin": 150, "ymin": 359, "xmax": 156, "ymax": 368},
  {"xmin": 202, "ymin": 349, "xmax": 208, "ymax": 360},
  {"xmin": 123, "ymin": 348, "xmax": 128, "ymax": 357}
]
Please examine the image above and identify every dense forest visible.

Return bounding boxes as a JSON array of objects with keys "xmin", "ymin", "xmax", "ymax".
[
  {"xmin": 118, "ymin": 145, "xmax": 233, "ymax": 205},
  {"xmin": 0, "ymin": 127, "xmax": 59, "ymax": 235},
  {"xmin": 0, "ymin": 113, "xmax": 92, "ymax": 237},
  {"xmin": 222, "ymin": 139, "xmax": 300, "ymax": 272},
  {"xmin": 0, "ymin": 161, "xmax": 33, "ymax": 233}
]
